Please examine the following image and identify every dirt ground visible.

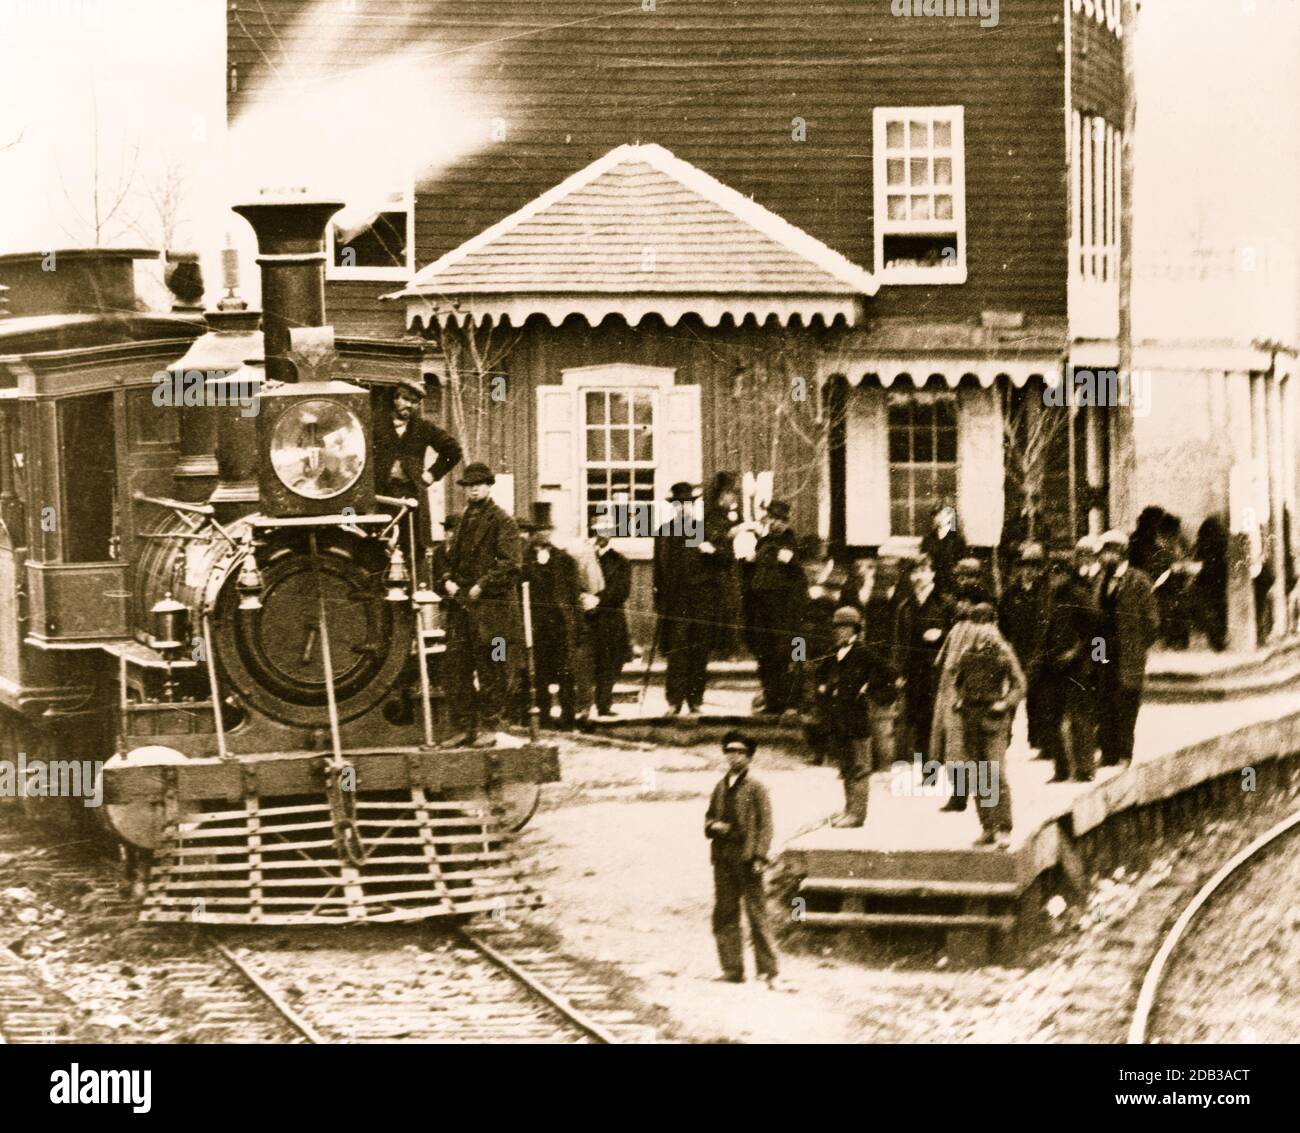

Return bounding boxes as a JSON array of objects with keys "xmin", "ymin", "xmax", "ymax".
[{"xmin": 515, "ymin": 732, "xmax": 1300, "ymax": 1044}]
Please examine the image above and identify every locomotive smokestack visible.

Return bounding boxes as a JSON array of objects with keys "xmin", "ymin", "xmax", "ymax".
[{"xmin": 232, "ymin": 194, "xmax": 343, "ymax": 384}]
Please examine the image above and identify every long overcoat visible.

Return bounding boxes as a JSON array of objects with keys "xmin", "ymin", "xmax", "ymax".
[{"xmin": 439, "ymin": 498, "xmax": 524, "ymax": 650}]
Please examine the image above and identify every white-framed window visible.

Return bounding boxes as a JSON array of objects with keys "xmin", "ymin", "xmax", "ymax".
[
  {"xmin": 326, "ymin": 186, "xmax": 413, "ymax": 281},
  {"xmin": 536, "ymin": 364, "xmax": 701, "ymax": 559},
  {"xmin": 873, "ymin": 106, "xmax": 967, "ymax": 285},
  {"xmin": 887, "ymin": 390, "xmax": 959, "ymax": 538}
]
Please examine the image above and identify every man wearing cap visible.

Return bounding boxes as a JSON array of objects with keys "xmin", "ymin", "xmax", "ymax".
[
  {"xmin": 437, "ymin": 462, "xmax": 523, "ymax": 747},
  {"xmin": 704, "ymin": 731, "xmax": 781, "ymax": 985},
  {"xmin": 518, "ymin": 501, "xmax": 587, "ymax": 730},
  {"xmin": 1097, "ymin": 530, "xmax": 1159, "ymax": 767},
  {"xmin": 811, "ymin": 606, "xmax": 898, "ymax": 827},
  {"xmin": 999, "ymin": 542, "xmax": 1049, "ymax": 756},
  {"xmin": 748, "ymin": 500, "xmax": 805, "ymax": 715},
  {"xmin": 653, "ymin": 482, "xmax": 711, "ymax": 715},
  {"xmin": 589, "ymin": 516, "xmax": 631, "ymax": 719},
  {"xmin": 373, "ymin": 379, "xmax": 463, "ymax": 500}
]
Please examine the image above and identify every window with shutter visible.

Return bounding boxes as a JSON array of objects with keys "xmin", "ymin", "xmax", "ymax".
[{"xmin": 540, "ymin": 365, "xmax": 699, "ymax": 559}]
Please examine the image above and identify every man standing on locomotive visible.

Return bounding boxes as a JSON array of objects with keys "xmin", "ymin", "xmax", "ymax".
[
  {"xmin": 437, "ymin": 462, "xmax": 523, "ymax": 748},
  {"xmin": 372, "ymin": 377, "xmax": 463, "ymax": 549}
]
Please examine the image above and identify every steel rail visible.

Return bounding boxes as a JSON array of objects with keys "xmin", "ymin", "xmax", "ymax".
[
  {"xmin": 1127, "ymin": 805, "xmax": 1300, "ymax": 1044},
  {"xmin": 459, "ymin": 929, "xmax": 619, "ymax": 1044},
  {"xmin": 209, "ymin": 939, "xmax": 325, "ymax": 1044}
]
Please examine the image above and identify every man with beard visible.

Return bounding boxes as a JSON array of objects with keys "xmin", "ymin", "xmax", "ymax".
[
  {"xmin": 372, "ymin": 378, "xmax": 463, "ymax": 547},
  {"xmin": 894, "ymin": 554, "xmax": 953, "ymax": 762},
  {"xmin": 436, "ymin": 462, "xmax": 522, "ymax": 748},
  {"xmin": 1096, "ymin": 530, "xmax": 1160, "ymax": 767}
]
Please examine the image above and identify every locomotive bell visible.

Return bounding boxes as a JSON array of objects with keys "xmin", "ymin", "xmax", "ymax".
[{"xmin": 148, "ymin": 592, "xmax": 191, "ymax": 656}]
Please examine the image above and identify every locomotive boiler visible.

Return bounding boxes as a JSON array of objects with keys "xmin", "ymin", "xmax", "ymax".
[{"xmin": 0, "ymin": 197, "xmax": 557, "ymax": 925}]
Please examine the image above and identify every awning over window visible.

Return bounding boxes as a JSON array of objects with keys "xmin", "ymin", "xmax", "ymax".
[{"xmin": 387, "ymin": 143, "xmax": 877, "ymax": 331}]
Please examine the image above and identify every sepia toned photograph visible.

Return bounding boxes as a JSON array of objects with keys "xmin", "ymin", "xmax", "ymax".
[{"xmin": 0, "ymin": 0, "xmax": 1296, "ymax": 1101}]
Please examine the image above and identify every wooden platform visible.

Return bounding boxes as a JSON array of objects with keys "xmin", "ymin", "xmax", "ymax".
[{"xmin": 781, "ymin": 691, "xmax": 1300, "ymax": 952}]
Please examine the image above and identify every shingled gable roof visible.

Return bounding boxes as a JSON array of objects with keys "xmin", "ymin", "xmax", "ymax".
[{"xmin": 390, "ymin": 143, "xmax": 878, "ymax": 331}]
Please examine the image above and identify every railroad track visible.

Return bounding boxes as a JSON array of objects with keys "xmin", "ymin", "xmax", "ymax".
[
  {"xmin": 209, "ymin": 923, "xmax": 656, "ymax": 1044},
  {"xmin": 1128, "ymin": 806, "xmax": 1300, "ymax": 1045}
]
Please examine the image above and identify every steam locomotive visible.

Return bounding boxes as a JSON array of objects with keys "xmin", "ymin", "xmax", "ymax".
[{"xmin": 0, "ymin": 197, "xmax": 558, "ymax": 925}]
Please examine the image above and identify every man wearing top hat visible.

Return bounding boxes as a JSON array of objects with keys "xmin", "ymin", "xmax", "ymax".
[
  {"xmin": 436, "ymin": 462, "xmax": 523, "ymax": 747},
  {"xmin": 518, "ymin": 501, "xmax": 588, "ymax": 729},
  {"xmin": 704, "ymin": 731, "xmax": 781, "ymax": 985},
  {"xmin": 748, "ymin": 500, "xmax": 805, "ymax": 715},
  {"xmin": 652, "ymin": 481, "xmax": 711, "ymax": 715},
  {"xmin": 999, "ymin": 541, "xmax": 1049, "ymax": 755}
]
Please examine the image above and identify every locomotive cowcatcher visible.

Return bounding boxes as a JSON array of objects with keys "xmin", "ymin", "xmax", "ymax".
[{"xmin": 0, "ymin": 196, "xmax": 558, "ymax": 925}]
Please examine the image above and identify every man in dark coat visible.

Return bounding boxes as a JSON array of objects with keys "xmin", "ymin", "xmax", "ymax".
[
  {"xmin": 748, "ymin": 500, "xmax": 805, "ymax": 715},
  {"xmin": 1096, "ymin": 530, "xmax": 1160, "ymax": 767},
  {"xmin": 652, "ymin": 482, "xmax": 711, "ymax": 715},
  {"xmin": 704, "ymin": 731, "xmax": 780, "ymax": 985},
  {"xmin": 920, "ymin": 502, "xmax": 969, "ymax": 599},
  {"xmin": 1039, "ymin": 539, "xmax": 1103, "ymax": 782},
  {"xmin": 372, "ymin": 379, "xmax": 462, "ymax": 496},
  {"xmin": 999, "ymin": 542, "xmax": 1049, "ymax": 755},
  {"xmin": 894, "ymin": 553, "xmax": 953, "ymax": 762},
  {"xmin": 810, "ymin": 606, "xmax": 898, "ymax": 827},
  {"xmin": 436, "ymin": 462, "xmax": 523, "ymax": 747},
  {"xmin": 372, "ymin": 379, "xmax": 462, "ymax": 553},
  {"xmin": 518, "ymin": 501, "xmax": 585, "ymax": 729},
  {"xmin": 589, "ymin": 516, "xmax": 631, "ymax": 719},
  {"xmin": 701, "ymin": 471, "xmax": 745, "ymax": 658}
]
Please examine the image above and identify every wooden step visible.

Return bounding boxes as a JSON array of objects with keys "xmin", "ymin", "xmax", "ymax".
[
  {"xmin": 799, "ymin": 911, "xmax": 1016, "ymax": 931},
  {"xmin": 798, "ymin": 877, "xmax": 1021, "ymax": 900}
]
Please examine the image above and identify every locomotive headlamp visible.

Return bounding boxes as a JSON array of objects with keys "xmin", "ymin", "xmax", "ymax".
[
  {"xmin": 384, "ymin": 542, "xmax": 410, "ymax": 603},
  {"xmin": 269, "ymin": 398, "xmax": 366, "ymax": 501}
]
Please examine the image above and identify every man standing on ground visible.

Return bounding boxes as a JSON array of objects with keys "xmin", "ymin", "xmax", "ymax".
[
  {"xmin": 704, "ymin": 731, "xmax": 782, "ymax": 986},
  {"xmin": 894, "ymin": 553, "xmax": 953, "ymax": 762},
  {"xmin": 999, "ymin": 542, "xmax": 1049, "ymax": 756},
  {"xmin": 811, "ymin": 606, "xmax": 897, "ymax": 828},
  {"xmin": 749, "ymin": 500, "xmax": 805, "ymax": 715},
  {"xmin": 653, "ymin": 482, "xmax": 711, "ymax": 715},
  {"xmin": 589, "ymin": 515, "xmax": 631, "ymax": 719},
  {"xmin": 1097, "ymin": 530, "xmax": 1160, "ymax": 767},
  {"xmin": 436, "ymin": 462, "xmax": 522, "ymax": 748}
]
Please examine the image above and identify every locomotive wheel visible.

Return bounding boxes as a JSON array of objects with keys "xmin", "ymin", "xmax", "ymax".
[{"xmin": 491, "ymin": 782, "xmax": 542, "ymax": 833}]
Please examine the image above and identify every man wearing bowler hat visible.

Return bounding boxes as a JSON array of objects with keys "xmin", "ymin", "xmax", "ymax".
[
  {"xmin": 704, "ymin": 731, "xmax": 782, "ymax": 985},
  {"xmin": 652, "ymin": 481, "xmax": 711, "ymax": 715},
  {"xmin": 436, "ymin": 462, "xmax": 523, "ymax": 747}
]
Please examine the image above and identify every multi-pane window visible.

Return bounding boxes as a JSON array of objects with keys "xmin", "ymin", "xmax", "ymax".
[
  {"xmin": 874, "ymin": 106, "xmax": 966, "ymax": 283},
  {"xmin": 887, "ymin": 392, "xmax": 958, "ymax": 537},
  {"xmin": 583, "ymin": 389, "xmax": 656, "ymax": 536},
  {"xmin": 328, "ymin": 188, "xmax": 411, "ymax": 279},
  {"xmin": 1072, "ymin": 111, "xmax": 1120, "ymax": 283}
]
